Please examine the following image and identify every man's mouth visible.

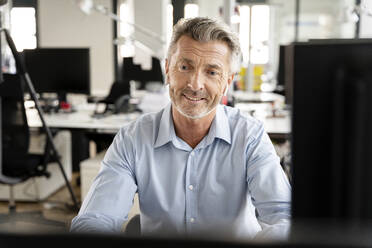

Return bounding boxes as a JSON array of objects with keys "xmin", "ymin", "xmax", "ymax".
[{"xmin": 183, "ymin": 94, "xmax": 205, "ymax": 102}]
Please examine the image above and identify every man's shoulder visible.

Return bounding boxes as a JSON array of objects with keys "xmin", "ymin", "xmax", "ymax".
[
  {"xmin": 222, "ymin": 105, "xmax": 262, "ymax": 127},
  {"xmin": 221, "ymin": 105, "xmax": 264, "ymax": 140}
]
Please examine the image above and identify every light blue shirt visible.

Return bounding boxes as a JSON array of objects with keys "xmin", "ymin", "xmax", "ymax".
[{"xmin": 71, "ymin": 103, "xmax": 291, "ymax": 240}]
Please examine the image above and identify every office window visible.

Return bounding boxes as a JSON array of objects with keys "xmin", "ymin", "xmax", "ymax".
[
  {"xmin": 239, "ymin": 4, "xmax": 270, "ymax": 65},
  {"xmin": 10, "ymin": 7, "xmax": 37, "ymax": 51},
  {"xmin": 251, "ymin": 5, "xmax": 269, "ymax": 64},
  {"xmin": 239, "ymin": 6, "xmax": 250, "ymax": 65}
]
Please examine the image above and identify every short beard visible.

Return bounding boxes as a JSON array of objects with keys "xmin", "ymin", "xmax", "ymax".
[
  {"xmin": 173, "ymin": 103, "xmax": 216, "ymax": 119},
  {"xmin": 171, "ymin": 95, "xmax": 222, "ymax": 119}
]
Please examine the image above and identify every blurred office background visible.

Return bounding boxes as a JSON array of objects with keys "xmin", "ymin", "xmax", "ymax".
[
  {"xmin": 1, "ymin": 0, "xmax": 372, "ymax": 243},
  {"xmin": 4, "ymin": 0, "xmax": 372, "ymax": 96}
]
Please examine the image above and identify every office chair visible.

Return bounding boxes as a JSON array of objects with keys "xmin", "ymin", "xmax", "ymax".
[
  {"xmin": 100, "ymin": 81, "xmax": 130, "ymax": 106},
  {"xmin": 0, "ymin": 73, "xmax": 64, "ymax": 228},
  {"xmin": 92, "ymin": 80, "xmax": 140, "ymax": 116},
  {"xmin": 91, "ymin": 57, "xmax": 163, "ymax": 116}
]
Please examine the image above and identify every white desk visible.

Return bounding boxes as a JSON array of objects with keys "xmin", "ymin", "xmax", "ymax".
[
  {"xmin": 233, "ymin": 91, "xmax": 285, "ymax": 103},
  {"xmin": 27, "ymin": 108, "xmax": 140, "ymax": 133},
  {"xmin": 234, "ymin": 103, "xmax": 291, "ymax": 139},
  {"xmin": 259, "ymin": 114, "xmax": 291, "ymax": 139},
  {"xmin": 27, "ymin": 103, "xmax": 290, "ymax": 138},
  {"xmin": 27, "ymin": 107, "xmax": 141, "ymax": 171}
]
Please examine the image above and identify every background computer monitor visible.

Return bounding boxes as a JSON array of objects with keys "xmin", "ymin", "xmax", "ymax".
[
  {"xmin": 22, "ymin": 48, "xmax": 90, "ymax": 100},
  {"xmin": 291, "ymin": 40, "xmax": 372, "ymax": 221},
  {"xmin": 122, "ymin": 57, "xmax": 163, "ymax": 90}
]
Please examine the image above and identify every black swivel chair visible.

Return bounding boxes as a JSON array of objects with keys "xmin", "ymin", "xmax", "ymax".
[
  {"xmin": 0, "ymin": 73, "xmax": 64, "ymax": 228},
  {"xmin": 97, "ymin": 81, "xmax": 131, "ymax": 114},
  {"xmin": 90, "ymin": 56, "xmax": 163, "ymax": 116},
  {"xmin": 92, "ymin": 80, "xmax": 141, "ymax": 117}
]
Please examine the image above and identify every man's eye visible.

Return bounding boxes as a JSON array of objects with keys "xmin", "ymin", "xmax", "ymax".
[
  {"xmin": 208, "ymin": 70, "xmax": 218, "ymax": 76},
  {"xmin": 180, "ymin": 65, "xmax": 189, "ymax": 70}
]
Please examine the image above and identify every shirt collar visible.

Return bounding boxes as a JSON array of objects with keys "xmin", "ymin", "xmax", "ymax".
[
  {"xmin": 154, "ymin": 103, "xmax": 232, "ymax": 149},
  {"xmin": 204, "ymin": 104, "xmax": 231, "ymax": 146},
  {"xmin": 154, "ymin": 103, "xmax": 175, "ymax": 148}
]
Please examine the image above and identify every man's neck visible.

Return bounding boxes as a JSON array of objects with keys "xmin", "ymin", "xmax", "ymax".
[{"xmin": 172, "ymin": 106, "xmax": 216, "ymax": 149}]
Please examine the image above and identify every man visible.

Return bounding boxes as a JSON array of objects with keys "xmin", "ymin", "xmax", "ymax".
[{"xmin": 71, "ymin": 17, "xmax": 291, "ymax": 240}]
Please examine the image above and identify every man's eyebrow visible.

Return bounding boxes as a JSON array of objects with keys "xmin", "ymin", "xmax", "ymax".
[
  {"xmin": 178, "ymin": 57, "xmax": 194, "ymax": 65},
  {"xmin": 206, "ymin": 63, "xmax": 223, "ymax": 70},
  {"xmin": 178, "ymin": 58, "xmax": 223, "ymax": 70}
]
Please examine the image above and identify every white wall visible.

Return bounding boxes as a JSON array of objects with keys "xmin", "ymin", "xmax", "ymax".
[
  {"xmin": 38, "ymin": 0, "xmax": 114, "ymax": 96},
  {"xmin": 133, "ymin": 0, "xmax": 168, "ymax": 61},
  {"xmin": 360, "ymin": 0, "xmax": 372, "ymax": 38},
  {"xmin": 198, "ymin": 0, "xmax": 224, "ymax": 20}
]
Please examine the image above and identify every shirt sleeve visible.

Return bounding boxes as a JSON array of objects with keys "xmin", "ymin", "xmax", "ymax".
[
  {"xmin": 245, "ymin": 123, "xmax": 292, "ymax": 241},
  {"xmin": 70, "ymin": 127, "xmax": 138, "ymax": 233}
]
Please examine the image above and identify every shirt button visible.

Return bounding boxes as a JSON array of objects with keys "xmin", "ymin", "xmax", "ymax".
[
  {"xmin": 188, "ymin": 185, "xmax": 194, "ymax": 190},
  {"xmin": 190, "ymin": 151, "xmax": 194, "ymax": 156},
  {"xmin": 190, "ymin": 218, "xmax": 195, "ymax": 223}
]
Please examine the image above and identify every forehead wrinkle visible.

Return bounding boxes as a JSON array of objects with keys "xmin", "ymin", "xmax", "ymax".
[
  {"xmin": 181, "ymin": 46, "xmax": 226, "ymax": 58},
  {"xmin": 173, "ymin": 37, "xmax": 231, "ymax": 72}
]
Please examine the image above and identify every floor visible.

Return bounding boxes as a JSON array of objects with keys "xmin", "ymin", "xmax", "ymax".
[{"xmin": 0, "ymin": 173, "xmax": 81, "ymax": 233}]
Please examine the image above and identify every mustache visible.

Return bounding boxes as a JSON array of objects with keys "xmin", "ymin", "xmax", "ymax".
[{"xmin": 181, "ymin": 88, "xmax": 209, "ymax": 98}]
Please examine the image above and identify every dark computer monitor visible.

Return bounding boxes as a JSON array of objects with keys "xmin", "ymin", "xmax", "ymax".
[
  {"xmin": 291, "ymin": 40, "xmax": 372, "ymax": 221},
  {"xmin": 122, "ymin": 57, "xmax": 163, "ymax": 90},
  {"xmin": 22, "ymin": 48, "xmax": 90, "ymax": 100}
]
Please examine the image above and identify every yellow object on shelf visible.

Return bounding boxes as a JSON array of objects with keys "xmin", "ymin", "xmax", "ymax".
[
  {"xmin": 237, "ymin": 67, "xmax": 247, "ymax": 91},
  {"xmin": 253, "ymin": 65, "xmax": 264, "ymax": 92}
]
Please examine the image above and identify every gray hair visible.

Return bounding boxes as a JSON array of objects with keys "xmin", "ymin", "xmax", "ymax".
[{"xmin": 167, "ymin": 17, "xmax": 241, "ymax": 73}]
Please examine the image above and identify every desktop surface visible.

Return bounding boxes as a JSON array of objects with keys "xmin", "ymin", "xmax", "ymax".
[
  {"xmin": 27, "ymin": 102, "xmax": 291, "ymax": 138},
  {"xmin": 26, "ymin": 104, "xmax": 140, "ymax": 132}
]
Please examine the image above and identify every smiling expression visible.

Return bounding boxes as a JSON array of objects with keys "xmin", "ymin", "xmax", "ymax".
[{"xmin": 166, "ymin": 35, "xmax": 234, "ymax": 119}]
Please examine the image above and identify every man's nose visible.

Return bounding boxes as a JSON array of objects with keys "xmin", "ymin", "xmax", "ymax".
[{"xmin": 188, "ymin": 70, "xmax": 204, "ymax": 90}]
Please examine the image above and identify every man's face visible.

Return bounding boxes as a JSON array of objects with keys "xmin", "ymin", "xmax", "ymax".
[{"xmin": 165, "ymin": 35, "xmax": 234, "ymax": 119}]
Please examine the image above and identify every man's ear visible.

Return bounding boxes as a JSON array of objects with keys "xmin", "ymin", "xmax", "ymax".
[{"xmin": 227, "ymin": 73, "xmax": 235, "ymax": 87}]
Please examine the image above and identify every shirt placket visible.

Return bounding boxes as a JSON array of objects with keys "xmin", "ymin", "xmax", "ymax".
[{"xmin": 185, "ymin": 149, "xmax": 198, "ymax": 233}]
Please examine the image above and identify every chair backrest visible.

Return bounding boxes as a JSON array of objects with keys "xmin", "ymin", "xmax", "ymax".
[
  {"xmin": 122, "ymin": 57, "xmax": 142, "ymax": 84},
  {"xmin": 103, "ymin": 81, "xmax": 130, "ymax": 104},
  {"xmin": 0, "ymin": 73, "xmax": 29, "ymax": 159}
]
